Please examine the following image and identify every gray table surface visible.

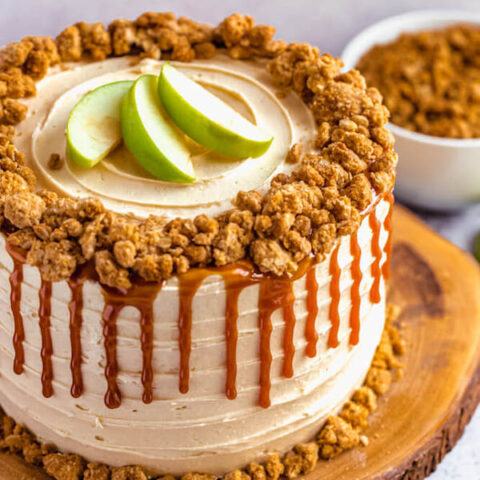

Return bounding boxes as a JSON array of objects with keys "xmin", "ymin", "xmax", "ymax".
[{"xmin": 1, "ymin": 0, "xmax": 479, "ymax": 478}]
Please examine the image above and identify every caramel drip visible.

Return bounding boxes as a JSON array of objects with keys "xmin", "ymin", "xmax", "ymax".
[
  {"xmin": 328, "ymin": 245, "xmax": 341, "ymax": 348},
  {"xmin": 68, "ymin": 275, "xmax": 85, "ymax": 398},
  {"xmin": 101, "ymin": 279, "xmax": 163, "ymax": 408},
  {"xmin": 258, "ymin": 277, "xmax": 297, "ymax": 407},
  {"xmin": 225, "ymin": 286, "xmax": 240, "ymax": 400},
  {"xmin": 177, "ymin": 270, "xmax": 212, "ymax": 394},
  {"xmin": 176, "ymin": 262, "xmax": 300, "ymax": 407},
  {"xmin": 369, "ymin": 211, "xmax": 382, "ymax": 303},
  {"xmin": 382, "ymin": 192, "xmax": 394, "ymax": 280},
  {"xmin": 139, "ymin": 303, "xmax": 154, "ymax": 404},
  {"xmin": 102, "ymin": 301, "xmax": 122, "ymax": 409},
  {"xmin": 281, "ymin": 283, "xmax": 296, "ymax": 378},
  {"xmin": 6, "ymin": 243, "xmax": 25, "ymax": 375},
  {"xmin": 349, "ymin": 233, "xmax": 362, "ymax": 345},
  {"xmin": 223, "ymin": 268, "xmax": 256, "ymax": 400},
  {"xmin": 257, "ymin": 281, "xmax": 274, "ymax": 409},
  {"xmin": 305, "ymin": 267, "xmax": 319, "ymax": 358},
  {"xmin": 39, "ymin": 280, "xmax": 54, "ymax": 398}
]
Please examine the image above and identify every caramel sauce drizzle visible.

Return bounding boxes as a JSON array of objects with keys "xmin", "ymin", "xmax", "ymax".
[
  {"xmin": 6, "ymin": 243, "xmax": 25, "ymax": 375},
  {"xmin": 281, "ymin": 283, "xmax": 296, "ymax": 379},
  {"xmin": 139, "ymin": 303, "xmax": 154, "ymax": 405},
  {"xmin": 3, "ymin": 190, "xmax": 393, "ymax": 409},
  {"xmin": 222, "ymin": 267, "xmax": 258, "ymax": 400},
  {"xmin": 39, "ymin": 280, "xmax": 54, "ymax": 398},
  {"xmin": 349, "ymin": 233, "xmax": 363, "ymax": 345},
  {"xmin": 257, "ymin": 277, "xmax": 296, "ymax": 407},
  {"xmin": 102, "ymin": 301, "xmax": 122, "ymax": 409},
  {"xmin": 225, "ymin": 285, "xmax": 240, "ymax": 400},
  {"xmin": 305, "ymin": 268, "xmax": 319, "ymax": 358},
  {"xmin": 382, "ymin": 193, "xmax": 395, "ymax": 280},
  {"xmin": 328, "ymin": 245, "xmax": 341, "ymax": 348},
  {"xmin": 101, "ymin": 279, "xmax": 163, "ymax": 408},
  {"xmin": 177, "ymin": 269, "xmax": 213, "ymax": 394},
  {"xmin": 177, "ymin": 262, "xmax": 300, "ymax": 407},
  {"xmin": 369, "ymin": 211, "xmax": 382, "ymax": 304},
  {"xmin": 68, "ymin": 274, "xmax": 85, "ymax": 398}
]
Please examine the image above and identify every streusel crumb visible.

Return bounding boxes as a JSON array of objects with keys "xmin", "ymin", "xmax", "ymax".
[
  {"xmin": 283, "ymin": 442, "xmax": 319, "ymax": 478},
  {"xmin": 84, "ymin": 463, "xmax": 111, "ymax": 480},
  {"xmin": 247, "ymin": 462, "xmax": 266, "ymax": 480},
  {"xmin": 285, "ymin": 143, "xmax": 303, "ymax": 164},
  {"xmin": 111, "ymin": 465, "xmax": 148, "ymax": 480},
  {"xmin": 0, "ymin": 67, "xmax": 36, "ymax": 98},
  {"xmin": 250, "ymin": 238, "xmax": 296, "ymax": 276},
  {"xmin": 181, "ymin": 474, "xmax": 216, "ymax": 480},
  {"xmin": 317, "ymin": 416, "xmax": 360, "ymax": 459},
  {"xmin": 224, "ymin": 470, "xmax": 251, "ymax": 480},
  {"xmin": 56, "ymin": 26, "xmax": 83, "ymax": 61},
  {"xmin": 352, "ymin": 386, "xmax": 377, "ymax": 412},
  {"xmin": 339, "ymin": 400, "xmax": 370, "ymax": 429},
  {"xmin": 4, "ymin": 191, "xmax": 45, "ymax": 228},
  {"xmin": 75, "ymin": 22, "xmax": 112, "ymax": 61},
  {"xmin": 0, "ymin": 97, "xmax": 28, "ymax": 124},
  {"xmin": 48, "ymin": 153, "xmax": 63, "ymax": 170},
  {"xmin": 43, "ymin": 453, "xmax": 85, "ymax": 480},
  {"xmin": 194, "ymin": 42, "xmax": 217, "ymax": 59},
  {"xmin": 95, "ymin": 250, "xmax": 132, "ymax": 289},
  {"xmin": 264, "ymin": 454, "xmax": 284, "ymax": 480}
]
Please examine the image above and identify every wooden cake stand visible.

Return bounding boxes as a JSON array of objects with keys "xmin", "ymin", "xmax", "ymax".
[{"xmin": 1, "ymin": 205, "xmax": 480, "ymax": 480}]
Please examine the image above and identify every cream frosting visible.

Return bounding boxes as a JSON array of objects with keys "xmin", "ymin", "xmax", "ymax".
[
  {"xmin": 0, "ymin": 199, "xmax": 389, "ymax": 475},
  {"xmin": 15, "ymin": 55, "xmax": 316, "ymax": 218}
]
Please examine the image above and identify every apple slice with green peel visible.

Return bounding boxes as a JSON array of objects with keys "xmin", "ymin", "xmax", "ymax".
[
  {"xmin": 121, "ymin": 74, "xmax": 195, "ymax": 183},
  {"xmin": 67, "ymin": 80, "xmax": 133, "ymax": 168},
  {"xmin": 158, "ymin": 63, "xmax": 273, "ymax": 159}
]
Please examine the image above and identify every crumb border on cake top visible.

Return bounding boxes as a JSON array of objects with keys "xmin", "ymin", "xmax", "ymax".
[{"xmin": 0, "ymin": 12, "xmax": 397, "ymax": 290}]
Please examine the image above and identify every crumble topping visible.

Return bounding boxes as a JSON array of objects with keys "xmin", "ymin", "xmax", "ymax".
[
  {"xmin": 43, "ymin": 454, "xmax": 85, "ymax": 480},
  {"xmin": 224, "ymin": 470, "xmax": 251, "ymax": 480},
  {"xmin": 285, "ymin": 143, "xmax": 302, "ymax": 164},
  {"xmin": 0, "ymin": 304, "xmax": 404, "ymax": 479},
  {"xmin": 357, "ymin": 23, "xmax": 480, "ymax": 138},
  {"xmin": 0, "ymin": 12, "xmax": 396, "ymax": 289},
  {"xmin": 282, "ymin": 443, "xmax": 319, "ymax": 478},
  {"xmin": 48, "ymin": 152, "xmax": 64, "ymax": 170},
  {"xmin": 84, "ymin": 463, "xmax": 111, "ymax": 480},
  {"xmin": 4, "ymin": 191, "xmax": 45, "ymax": 228},
  {"xmin": 111, "ymin": 465, "xmax": 149, "ymax": 480}
]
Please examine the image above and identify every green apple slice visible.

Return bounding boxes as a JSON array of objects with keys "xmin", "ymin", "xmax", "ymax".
[
  {"xmin": 67, "ymin": 80, "xmax": 133, "ymax": 168},
  {"xmin": 121, "ymin": 74, "xmax": 195, "ymax": 183},
  {"xmin": 158, "ymin": 63, "xmax": 273, "ymax": 159}
]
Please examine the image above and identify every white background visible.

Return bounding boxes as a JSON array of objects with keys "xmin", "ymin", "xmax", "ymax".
[{"xmin": 1, "ymin": 0, "xmax": 479, "ymax": 478}]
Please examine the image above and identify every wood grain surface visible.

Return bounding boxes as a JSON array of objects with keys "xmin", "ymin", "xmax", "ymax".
[{"xmin": 1, "ymin": 205, "xmax": 479, "ymax": 480}]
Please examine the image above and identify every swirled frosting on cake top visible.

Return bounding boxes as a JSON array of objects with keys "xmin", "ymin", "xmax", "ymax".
[{"xmin": 15, "ymin": 55, "xmax": 316, "ymax": 218}]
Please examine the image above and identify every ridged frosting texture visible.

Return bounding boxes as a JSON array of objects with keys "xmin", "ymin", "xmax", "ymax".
[{"xmin": 0, "ymin": 199, "xmax": 389, "ymax": 475}]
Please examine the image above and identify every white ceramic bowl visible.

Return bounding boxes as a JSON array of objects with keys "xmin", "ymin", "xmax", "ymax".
[{"xmin": 342, "ymin": 10, "xmax": 480, "ymax": 211}]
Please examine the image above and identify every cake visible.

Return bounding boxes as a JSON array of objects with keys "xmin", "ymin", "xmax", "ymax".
[{"xmin": 0, "ymin": 12, "xmax": 398, "ymax": 478}]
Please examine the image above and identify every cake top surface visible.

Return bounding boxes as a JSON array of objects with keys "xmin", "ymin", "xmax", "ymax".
[
  {"xmin": 18, "ymin": 55, "xmax": 315, "ymax": 218},
  {"xmin": 0, "ymin": 12, "xmax": 397, "ymax": 288}
]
